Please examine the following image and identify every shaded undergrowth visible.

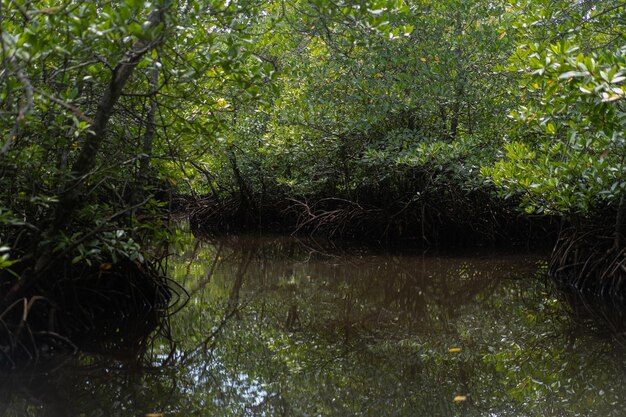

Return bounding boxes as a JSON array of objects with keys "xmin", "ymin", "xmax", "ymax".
[
  {"xmin": 184, "ymin": 193, "xmax": 626, "ymax": 296},
  {"xmin": 550, "ymin": 224, "xmax": 626, "ymax": 297},
  {"xmin": 0, "ymin": 256, "xmax": 185, "ymax": 369},
  {"xmin": 183, "ymin": 190, "xmax": 560, "ymax": 248}
]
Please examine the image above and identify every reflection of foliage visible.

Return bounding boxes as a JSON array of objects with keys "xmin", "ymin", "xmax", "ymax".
[
  {"xmin": 159, "ymin": 235, "xmax": 626, "ymax": 416},
  {"xmin": 3, "ymin": 235, "xmax": 626, "ymax": 416},
  {"xmin": 0, "ymin": 333, "xmax": 180, "ymax": 416}
]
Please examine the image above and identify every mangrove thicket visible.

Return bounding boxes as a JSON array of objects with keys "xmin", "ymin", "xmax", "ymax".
[{"xmin": 0, "ymin": 0, "xmax": 625, "ymax": 362}]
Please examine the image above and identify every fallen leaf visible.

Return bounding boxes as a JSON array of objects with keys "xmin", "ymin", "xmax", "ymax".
[
  {"xmin": 448, "ymin": 347, "xmax": 461, "ymax": 353},
  {"xmin": 453, "ymin": 395, "xmax": 467, "ymax": 402}
]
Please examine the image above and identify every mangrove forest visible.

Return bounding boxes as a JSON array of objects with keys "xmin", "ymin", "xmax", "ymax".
[{"xmin": 0, "ymin": 0, "xmax": 625, "ymax": 415}]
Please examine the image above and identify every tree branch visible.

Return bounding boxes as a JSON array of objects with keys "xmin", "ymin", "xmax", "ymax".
[
  {"xmin": 51, "ymin": 5, "xmax": 169, "ymax": 231},
  {"xmin": 0, "ymin": 65, "xmax": 34, "ymax": 157}
]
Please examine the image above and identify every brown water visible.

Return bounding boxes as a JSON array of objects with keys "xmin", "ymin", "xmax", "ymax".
[{"xmin": 2, "ymin": 233, "xmax": 626, "ymax": 416}]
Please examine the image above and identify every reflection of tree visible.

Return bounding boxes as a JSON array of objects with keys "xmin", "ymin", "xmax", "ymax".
[
  {"xmin": 181, "ymin": 245, "xmax": 254, "ymax": 360},
  {"xmin": 0, "ymin": 265, "xmax": 183, "ymax": 415},
  {"xmin": 556, "ymin": 286, "xmax": 626, "ymax": 346},
  {"xmin": 172, "ymin": 236, "xmax": 626, "ymax": 417},
  {"xmin": 0, "ymin": 348, "xmax": 182, "ymax": 417},
  {"xmin": 3, "ymin": 235, "xmax": 626, "ymax": 416}
]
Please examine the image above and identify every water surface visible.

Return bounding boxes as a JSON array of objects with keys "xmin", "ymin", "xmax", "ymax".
[{"xmin": 2, "ymin": 233, "xmax": 626, "ymax": 416}]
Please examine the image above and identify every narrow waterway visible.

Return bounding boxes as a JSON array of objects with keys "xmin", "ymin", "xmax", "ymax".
[{"xmin": 2, "ymin": 232, "xmax": 626, "ymax": 416}]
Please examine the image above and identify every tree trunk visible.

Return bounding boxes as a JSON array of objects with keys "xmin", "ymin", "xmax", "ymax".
[
  {"xmin": 449, "ymin": 9, "xmax": 464, "ymax": 141},
  {"xmin": 51, "ymin": 6, "xmax": 167, "ymax": 233},
  {"xmin": 615, "ymin": 193, "xmax": 625, "ymax": 250},
  {"xmin": 0, "ymin": 4, "xmax": 169, "ymax": 312},
  {"xmin": 138, "ymin": 66, "xmax": 159, "ymax": 186}
]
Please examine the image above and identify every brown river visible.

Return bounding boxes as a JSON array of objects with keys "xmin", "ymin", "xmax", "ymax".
[{"xmin": 1, "ymin": 232, "xmax": 625, "ymax": 416}]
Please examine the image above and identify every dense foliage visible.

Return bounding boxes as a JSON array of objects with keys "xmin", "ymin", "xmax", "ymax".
[
  {"xmin": 0, "ymin": 0, "xmax": 625, "ymax": 356},
  {"xmin": 488, "ymin": 0, "xmax": 626, "ymax": 218},
  {"xmin": 188, "ymin": 0, "xmax": 523, "ymax": 241}
]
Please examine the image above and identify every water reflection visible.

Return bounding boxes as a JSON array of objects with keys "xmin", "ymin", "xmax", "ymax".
[
  {"xmin": 163, "ymin": 234, "xmax": 626, "ymax": 417},
  {"xmin": 1, "ymin": 233, "xmax": 626, "ymax": 416}
]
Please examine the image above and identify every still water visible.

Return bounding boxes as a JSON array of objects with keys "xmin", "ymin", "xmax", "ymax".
[{"xmin": 2, "ymin": 233, "xmax": 626, "ymax": 416}]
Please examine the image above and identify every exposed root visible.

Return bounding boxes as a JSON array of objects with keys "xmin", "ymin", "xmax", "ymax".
[
  {"xmin": 0, "ymin": 258, "xmax": 186, "ymax": 369},
  {"xmin": 181, "ymin": 189, "xmax": 558, "ymax": 246},
  {"xmin": 550, "ymin": 226, "xmax": 626, "ymax": 296},
  {"xmin": 186, "ymin": 195, "xmax": 259, "ymax": 232},
  {"xmin": 284, "ymin": 197, "xmax": 377, "ymax": 238}
]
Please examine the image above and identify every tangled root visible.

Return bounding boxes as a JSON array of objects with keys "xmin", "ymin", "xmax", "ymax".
[
  {"xmin": 0, "ymin": 258, "xmax": 183, "ymax": 369},
  {"xmin": 550, "ymin": 227, "xmax": 626, "ymax": 296}
]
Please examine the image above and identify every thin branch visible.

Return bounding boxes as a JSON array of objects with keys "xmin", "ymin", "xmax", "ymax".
[
  {"xmin": 0, "ymin": 65, "xmax": 34, "ymax": 157},
  {"xmin": 33, "ymin": 87, "xmax": 93, "ymax": 124},
  {"xmin": 46, "ymin": 59, "xmax": 99, "ymax": 81}
]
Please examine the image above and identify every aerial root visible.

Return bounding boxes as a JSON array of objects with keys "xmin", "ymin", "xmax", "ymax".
[
  {"xmin": 0, "ymin": 257, "xmax": 182, "ymax": 369},
  {"xmin": 550, "ymin": 227, "xmax": 626, "ymax": 296}
]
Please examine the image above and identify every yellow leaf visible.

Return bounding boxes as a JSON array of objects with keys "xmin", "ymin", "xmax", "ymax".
[
  {"xmin": 144, "ymin": 413, "xmax": 164, "ymax": 417},
  {"xmin": 420, "ymin": 57, "xmax": 427, "ymax": 62},
  {"xmin": 38, "ymin": 6, "xmax": 63, "ymax": 14},
  {"xmin": 448, "ymin": 347, "xmax": 461, "ymax": 353},
  {"xmin": 499, "ymin": 31, "xmax": 507, "ymax": 40},
  {"xmin": 453, "ymin": 395, "xmax": 467, "ymax": 402}
]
